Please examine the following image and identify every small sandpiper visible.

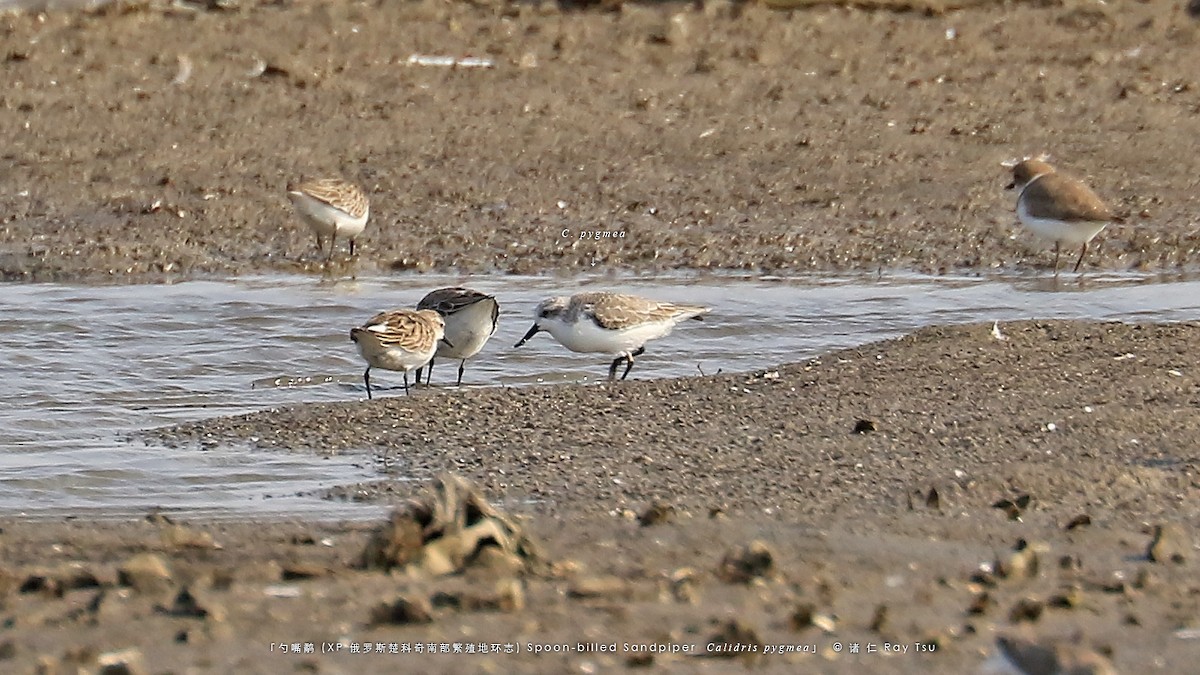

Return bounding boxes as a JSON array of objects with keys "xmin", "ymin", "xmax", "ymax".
[
  {"xmin": 514, "ymin": 291, "xmax": 710, "ymax": 381},
  {"xmin": 349, "ymin": 309, "xmax": 446, "ymax": 398},
  {"xmin": 286, "ymin": 177, "xmax": 370, "ymax": 261},
  {"xmin": 414, "ymin": 287, "xmax": 500, "ymax": 386}
]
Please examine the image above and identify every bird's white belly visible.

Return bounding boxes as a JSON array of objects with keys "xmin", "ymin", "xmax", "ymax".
[
  {"xmin": 356, "ymin": 339, "xmax": 435, "ymax": 373},
  {"xmin": 437, "ymin": 328, "xmax": 490, "ymax": 360},
  {"xmin": 288, "ymin": 192, "xmax": 368, "ymax": 238},
  {"xmin": 1017, "ymin": 203, "xmax": 1107, "ymax": 246},
  {"xmin": 549, "ymin": 319, "xmax": 672, "ymax": 356}
]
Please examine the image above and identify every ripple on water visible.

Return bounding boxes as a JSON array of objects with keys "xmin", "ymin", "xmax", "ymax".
[{"xmin": 2, "ymin": 271, "xmax": 1199, "ymax": 517}]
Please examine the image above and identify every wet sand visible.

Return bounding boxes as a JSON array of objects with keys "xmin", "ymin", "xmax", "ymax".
[
  {"xmin": 2, "ymin": 0, "xmax": 1200, "ymax": 672},
  {"xmin": 1, "ymin": 0, "xmax": 1199, "ymax": 281},
  {"xmin": 4, "ymin": 320, "xmax": 1199, "ymax": 672}
]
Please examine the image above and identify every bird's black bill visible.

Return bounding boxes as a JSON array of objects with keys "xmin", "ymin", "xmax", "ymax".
[
  {"xmin": 1004, "ymin": 180, "xmax": 1016, "ymax": 190},
  {"xmin": 514, "ymin": 324, "xmax": 541, "ymax": 348}
]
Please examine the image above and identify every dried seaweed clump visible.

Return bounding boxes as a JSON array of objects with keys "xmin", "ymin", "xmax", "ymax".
[{"xmin": 361, "ymin": 474, "xmax": 544, "ymax": 577}]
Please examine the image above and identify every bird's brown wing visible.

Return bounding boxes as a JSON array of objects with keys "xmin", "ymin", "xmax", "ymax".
[
  {"xmin": 581, "ymin": 293, "xmax": 709, "ymax": 329},
  {"xmin": 288, "ymin": 178, "xmax": 369, "ymax": 218},
  {"xmin": 417, "ymin": 288, "xmax": 495, "ymax": 315},
  {"xmin": 356, "ymin": 310, "xmax": 439, "ymax": 351},
  {"xmin": 1024, "ymin": 173, "xmax": 1114, "ymax": 222}
]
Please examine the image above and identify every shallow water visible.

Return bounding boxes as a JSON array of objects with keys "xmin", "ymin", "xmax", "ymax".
[{"xmin": 2, "ymin": 272, "xmax": 1199, "ymax": 519}]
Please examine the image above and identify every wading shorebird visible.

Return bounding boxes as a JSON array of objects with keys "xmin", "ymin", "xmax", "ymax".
[
  {"xmin": 414, "ymin": 287, "xmax": 500, "ymax": 386},
  {"xmin": 514, "ymin": 292, "xmax": 710, "ymax": 381},
  {"xmin": 1006, "ymin": 159, "xmax": 1118, "ymax": 274},
  {"xmin": 286, "ymin": 177, "xmax": 370, "ymax": 261},
  {"xmin": 350, "ymin": 308, "xmax": 446, "ymax": 398}
]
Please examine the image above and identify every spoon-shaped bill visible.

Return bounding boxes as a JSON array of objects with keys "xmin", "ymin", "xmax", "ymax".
[{"xmin": 514, "ymin": 323, "xmax": 541, "ymax": 348}]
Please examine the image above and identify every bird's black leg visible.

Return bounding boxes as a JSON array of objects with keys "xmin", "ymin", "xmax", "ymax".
[
  {"xmin": 620, "ymin": 346, "xmax": 645, "ymax": 381},
  {"xmin": 364, "ymin": 367, "xmax": 373, "ymax": 400},
  {"xmin": 416, "ymin": 358, "xmax": 433, "ymax": 385},
  {"xmin": 315, "ymin": 234, "xmax": 323, "ymax": 256},
  {"xmin": 1073, "ymin": 243, "xmax": 1088, "ymax": 273},
  {"xmin": 349, "ymin": 238, "xmax": 356, "ymax": 257},
  {"xmin": 456, "ymin": 360, "xmax": 465, "ymax": 386},
  {"xmin": 1052, "ymin": 241, "xmax": 1061, "ymax": 276},
  {"xmin": 607, "ymin": 357, "xmax": 622, "ymax": 382},
  {"xmin": 403, "ymin": 372, "xmax": 411, "ymax": 395},
  {"xmin": 619, "ymin": 357, "xmax": 635, "ymax": 380}
]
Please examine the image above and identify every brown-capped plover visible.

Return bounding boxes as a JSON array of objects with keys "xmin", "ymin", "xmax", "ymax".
[
  {"xmin": 1007, "ymin": 159, "xmax": 1118, "ymax": 274},
  {"xmin": 286, "ymin": 177, "xmax": 370, "ymax": 260},
  {"xmin": 514, "ymin": 292, "xmax": 710, "ymax": 381},
  {"xmin": 414, "ymin": 287, "xmax": 500, "ymax": 386},
  {"xmin": 349, "ymin": 309, "xmax": 446, "ymax": 398}
]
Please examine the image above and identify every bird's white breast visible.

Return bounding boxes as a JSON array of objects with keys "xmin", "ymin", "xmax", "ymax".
[
  {"xmin": 437, "ymin": 301, "xmax": 497, "ymax": 360},
  {"xmin": 544, "ymin": 316, "xmax": 676, "ymax": 356}
]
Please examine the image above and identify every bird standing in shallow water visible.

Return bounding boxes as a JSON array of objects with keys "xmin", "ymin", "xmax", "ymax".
[
  {"xmin": 414, "ymin": 287, "xmax": 500, "ymax": 387},
  {"xmin": 350, "ymin": 309, "xmax": 446, "ymax": 398},
  {"xmin": 514, "ymin": 292, "xmax": 710, "ymax": 381}
]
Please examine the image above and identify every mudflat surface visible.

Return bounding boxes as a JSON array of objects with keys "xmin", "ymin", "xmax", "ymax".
[
  {"xmin": 4, "ymin": 320, "xmax": 1200, "ymax": 672},
  {"xmin": 2, "ymin": 0, "xmax": 1200, "ymax": 673},
  {"xmin": 1, "ymin": 0, "xmax": 1200, "ymax": 281}
]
